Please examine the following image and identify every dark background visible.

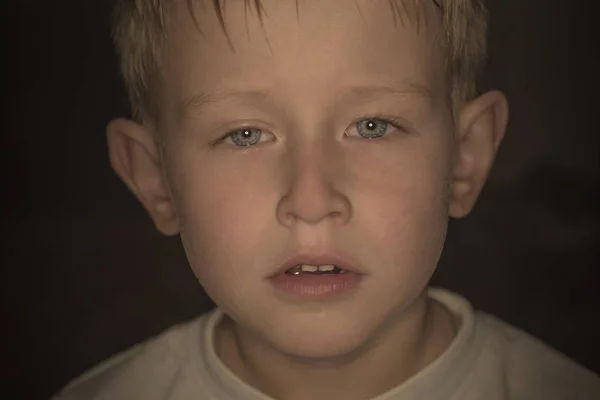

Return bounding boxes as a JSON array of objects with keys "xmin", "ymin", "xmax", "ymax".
[{"xmin": 4, "ymin": 1, "xmax": 599, "ymax": 399}]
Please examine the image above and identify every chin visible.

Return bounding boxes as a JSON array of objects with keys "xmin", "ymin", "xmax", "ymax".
[{"xmin": 263, "ymin": 316, "xmax": 374, "ymax": 361}]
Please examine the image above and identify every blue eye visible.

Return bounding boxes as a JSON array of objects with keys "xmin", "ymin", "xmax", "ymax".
[
  {"xmin": 347, "ymin": 118, "xmax": 398, "ymax": 139},
  {"xmin": 225, "ymin": 128, "xmax": 263, "ymax": 146}
]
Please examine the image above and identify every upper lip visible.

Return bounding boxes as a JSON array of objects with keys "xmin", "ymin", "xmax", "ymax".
[{"xmin": 267, "ymin": 252, "xmax": 365, "ymax": 278}]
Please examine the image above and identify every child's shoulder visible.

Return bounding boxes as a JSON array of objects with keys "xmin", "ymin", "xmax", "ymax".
[
  {"xmin": 52, "ymin": 310, "xmax": 217, "ymax": 400},
  {"xmin": 473, "ymin": 309, "xmax": 600, "ymax": 399},
  {"xmin": 427, "ymin": 288, "xmax": 599, "ymax": 399}
]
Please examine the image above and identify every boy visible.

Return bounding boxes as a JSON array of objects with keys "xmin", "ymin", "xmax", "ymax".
[{"xmin": 55, "ymin": 0, "xmax": 600, "ymax": 399}]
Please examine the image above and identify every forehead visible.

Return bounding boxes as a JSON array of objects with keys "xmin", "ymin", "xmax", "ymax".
[{"xmin": 163, "ymin": 0, "xmax": 444, "ymax": 116}]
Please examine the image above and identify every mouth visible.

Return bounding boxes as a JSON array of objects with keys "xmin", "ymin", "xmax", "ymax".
[
  {"xmin": 268, "ymin": 253, "xmax": 364, "ymax": 278},
  {"xmin": 268, "ymin": 253, "xmax": 364, "ymax": 300},
  {"xmin": 284, "ymin": 264, "xmax": 348, "ymax": 275}
]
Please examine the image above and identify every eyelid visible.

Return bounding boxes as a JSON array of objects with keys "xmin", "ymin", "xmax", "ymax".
[
  {"xmin": 360, "ymin": 114, "xmax": 405, "ymax": 130},
  {"xmin": 218, "ymin": 125, "xmax": 275, "ymax": 146},
  {"xmin": 345, "ymin": 114, "xmax": 407, "ymax": 137}
]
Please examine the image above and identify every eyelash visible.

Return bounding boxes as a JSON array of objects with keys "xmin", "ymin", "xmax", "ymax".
[
  {"xmin": 343, "ymin": 114, "xmax": 405, "ymax": 140},
  {"xmin": 217, "ymin": 114, "xmax": 405, "ymax": 146},
  {"xmin": 356, "ymin": 114, "xmax": 404, "ymax": 132},
  {"xmin": 218, "ymin": 127, "xmax": 269, "ymax": 147}
]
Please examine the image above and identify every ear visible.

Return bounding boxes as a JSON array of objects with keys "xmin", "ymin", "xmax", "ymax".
[
  {"xmin": 449, "ymin": 90, "xmax": 509, "ymax": 218},
  {"xmin": 106, "ymin": 119, "xmax": 180, "ymax": 235}
]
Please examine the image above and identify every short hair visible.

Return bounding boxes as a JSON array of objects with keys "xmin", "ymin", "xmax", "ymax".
[{"xmin": 111, "ymin": 0, "xmax": 488, "ymax": 125}]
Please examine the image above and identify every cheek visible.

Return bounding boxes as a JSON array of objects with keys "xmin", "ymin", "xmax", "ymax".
[
  {"xmin": 165, "ymin": 148, "xmax": 279, "ymax": 294},
  {"xmin": 354, "ymin": 171, "xmax": 449, "ymax": 313},
  {"xmin": 354, "ymin": 141, "xmax": 451, "ymax": 269}
]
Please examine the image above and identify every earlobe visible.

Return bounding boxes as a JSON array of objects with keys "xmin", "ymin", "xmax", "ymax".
[
  {"xmin": 106, "ymin": 119, "xmax": 180, "ymax": 235},
  {"xmin": 449, "ymin": 90, "xmax": 509, "ymax": 218}
]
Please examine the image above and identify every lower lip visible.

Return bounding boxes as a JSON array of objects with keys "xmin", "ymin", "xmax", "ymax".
[{"xmin": 269, "ymin": 272, "xmax": 362, "ymax": 300}]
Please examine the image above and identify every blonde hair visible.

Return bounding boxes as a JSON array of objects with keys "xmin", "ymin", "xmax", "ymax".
[{"xmin": 111, "ymin": 0, "xmax": 488, "ymax": 124}]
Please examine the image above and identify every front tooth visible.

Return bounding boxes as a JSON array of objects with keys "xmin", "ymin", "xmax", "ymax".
[
  {"xmin": 318, "ymin": 265, "xmax": 335, "ymax": 272},
  {"xmin": 300, "ymin": 264, "xmax": 319, "ymax": 272},
  {"xmin": 287, "ymin": 265, "xmax": 303, "ymax": 274}
]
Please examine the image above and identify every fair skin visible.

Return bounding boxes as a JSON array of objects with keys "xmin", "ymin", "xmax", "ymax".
[{"xmin": 107, "ymin": 1, "xmax": 508, "ymax": 399}]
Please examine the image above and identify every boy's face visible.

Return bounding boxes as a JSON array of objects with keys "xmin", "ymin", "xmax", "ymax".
[{"xmin": 109, "ymin": 0, "xmax": 507, "ymax": 359}]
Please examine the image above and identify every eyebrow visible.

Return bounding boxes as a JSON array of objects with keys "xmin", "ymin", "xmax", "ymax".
[
  {"xmin": 181, "ymin": 89, "xmax": 273, "ymax": 116},
  {"xmin": 338, "ymin": 82, "xmax": 434, "ymax": 103},
  {"xmin": 180, "ymin": 82, "xmax": 434, "ymax": 116}
]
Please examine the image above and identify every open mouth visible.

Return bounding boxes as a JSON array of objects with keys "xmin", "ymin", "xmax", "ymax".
[
  {"xmin": 285, "ymin": 264, "xmax": 348, "ymax": 275},
  {"xmin": 270, "ymin": 257, "xmax": 362, "ymax": 299}
]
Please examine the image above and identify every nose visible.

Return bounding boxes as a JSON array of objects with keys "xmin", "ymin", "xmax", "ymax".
[{"xmin": 276, "ymin": 142, "xmax": 351, "ymax": 228}]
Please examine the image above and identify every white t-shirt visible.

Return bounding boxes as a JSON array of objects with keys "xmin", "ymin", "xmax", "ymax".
[{"xmin": 53, "ymin": 288, "xmax": 600, "ymax": 399}]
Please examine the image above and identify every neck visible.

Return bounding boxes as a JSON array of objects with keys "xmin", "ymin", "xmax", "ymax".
[{"xmin": 216, "ymin": 293, "xmax": 457, "ymax": 400}]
